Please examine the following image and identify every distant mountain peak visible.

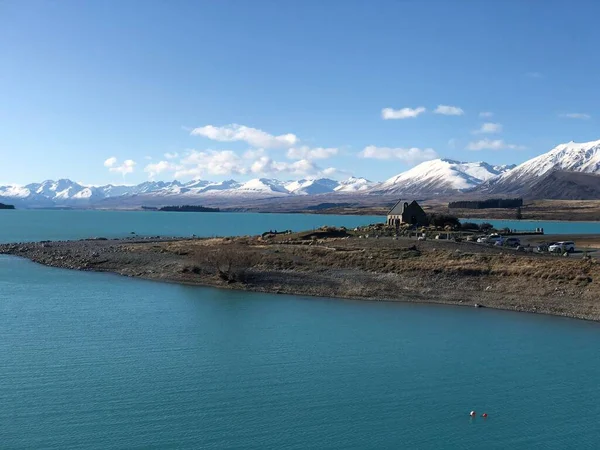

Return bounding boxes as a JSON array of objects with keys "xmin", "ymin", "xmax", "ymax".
[
  {"xmin": 479, "ymin": 138, "xmax": 600, "ymax": 195},
  {"xmin": 369, "ymin": 158, "xmax": 511, "ymax": 196}
]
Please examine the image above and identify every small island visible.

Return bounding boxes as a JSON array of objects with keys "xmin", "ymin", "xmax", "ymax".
[
  {"xmin": 142, "ymin": 205, "xmax": 220, "ymax": 213},
  {"xmin": 0, "ymin": 203, "xmax": 15, "ymax": 210}
]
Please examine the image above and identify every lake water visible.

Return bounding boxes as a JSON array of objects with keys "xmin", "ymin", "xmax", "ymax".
[
  {"xmin": 0, "ymin": 210, "xmax": 383, "ymax": 243},
  {"xmin": 2, "ymin": 255, "xmax": 600, "ymax": 448},
  {"xmin": 1, "ymin": 211, "xmax": 599, "ymax": 245},
  {"xmin": 3, "ymin": 211, "xmax": 600, "ymax": 448},
  {"xmin": 463, "ymin": 218, "xmax": 600, "ymax": 235}
]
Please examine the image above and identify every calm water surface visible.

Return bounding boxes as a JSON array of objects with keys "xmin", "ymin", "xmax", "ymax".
[
  {"xmin": 2, "ymin": 256, "xmax": 600, "ymax": 448},
  {"xmin": 1, "ymin": 210, "xmax": 599, "ymax": 245},
  {"xmin": 2, "ymin": 210, "xmax": 600, "ymax": 448},
  {"xmin": 0, "ymin": 210, "xmax": 383, "ymax": 243},
  {"xmin": 463, "ymin": 218, "xmax": 600, "ymax": 234}
]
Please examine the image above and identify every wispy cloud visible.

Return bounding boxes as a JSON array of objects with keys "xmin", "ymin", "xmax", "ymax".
[
  {"xmin": 559, "ymin": 113, "xmax": 591, "ymax": 120},
  {"xmin": 250, "ymin": 157, "xmax": 324, "ymax": 176},
  {"xmin": 381, "ymin": 107, "xmax": 426, "ymax": 120},
  {"xmin": 144, "ymin": 160, "xmax": 175, "ymax": 179},
  {"xmin": 164, "ymin": 152, "xmax": 179, "ymax": 159},
  {"xmin": 479, "ymin": 111, "xmax": 493, "ymax": 118},
  {"xmin": 472, "ymin": 122, "xmax": 503, "ymax": 134},
  {"xmin": 525, "ymin": 72, "xmax": 543, "ymax": 78},
  {"xmin": 359, "ymin": 145, "xmax": 438, "ymax": 164},
  {"xmin": 466, "ymin": 139, "xmax": 525, "ymax": 151},
  {"xmin": 190, "ymin": 124, "xmax": 298, "ymax": 149},
  {"xmin": 104, "ymin": 157, "xmax": 136, "ymax": 175},
  {"xmin": 434, "ymin": 105, "xmax": 464, "ymax": 116},
  {"xmin": 286, "ymin": 146, "xmax": 338, "ymax": 160},
  {"xmin": 143, "ymin": 148, "xmax": 340, "ymax": 180}
]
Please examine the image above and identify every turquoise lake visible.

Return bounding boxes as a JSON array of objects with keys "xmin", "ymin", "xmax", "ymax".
[
  {"xmin": 463, "ymin": 218, "xmax": 600, "ymax": 235},
  {"xmin": 0, "ymin": 210, "xmax": 383, "ymax": 243},
  {"xmin": 1, "ymin": 210, "xmax": 599, "ymax": 244},
  {"xmin": 3, "ymin": 211, "xmax": 600, "ymax": 448}
]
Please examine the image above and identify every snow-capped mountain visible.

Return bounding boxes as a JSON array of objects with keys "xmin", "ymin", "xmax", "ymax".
[
  {"xmin": 334, "ymin": 177, "xmax": 375, "ymax": 193},
  {"xmin": 285, "ymin": 178, "xmax": 340, "ymax": 195},
  {"xmin": 370, "ymin": 159, "xmax": 514, "ymax": 195},
  {"xmin": 230, "ymin": 178, "xmax": 289, "ymax": 196},
  {"xmin": 0, "ymin": 176, "xmax": 363, "ymax": 207},
  {"xmin": 479, "ymin": 139, "xmax": 600, "ymax": 194},
  {"xmin": 7, "ymin": 139, "xmax": 600, "ymax": 208}
]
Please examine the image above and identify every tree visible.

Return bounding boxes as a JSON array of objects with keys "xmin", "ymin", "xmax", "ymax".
[{"xmin": 516, "ymin": 206, "xmax": 523, "ymax": 220}]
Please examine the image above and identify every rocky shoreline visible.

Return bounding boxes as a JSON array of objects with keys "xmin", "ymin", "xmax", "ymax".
[{"xmin": 2, "ymin": 233, "xmax": 600, "ymax": 321}]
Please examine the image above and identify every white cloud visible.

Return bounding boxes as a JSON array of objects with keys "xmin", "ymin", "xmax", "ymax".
[
  {"xmin": 322, "ymin": 167, "xmax": 340, "ymax": 176},
  {"xmin": 243, "ymin": 148, "xmax": 266, "ymax": 159},
  {"xmin": 286, "ymin": 146, "xmax": 338, "ymax": 160},
  {"xmin": 434, "ymin": 105, "xmax": 464, "ymax": 116},
  {"xmin": 103, "ymin": 157, "xmax": 117, "ymax": 168},
  {"xmin": 176, "ymin": 150, "xmax": 247, "ymax": 178},
  {"xmin": 164, "ymin": 152, "xmax": 179, "ymax": 159},
  {"xmin": 359, "ymin": 145, "xmax": 438, "ymax": 164},
  {"xmin": 250, "ymin": 156, "xmax": 322, "ymax": 176},
  {"xmin": 479, "ymin": 111, "xmax": 494, "ymax": 118},
  {"xmin": 448, "ymin": 138, "xmax": 457, "ymax": 149},
  {"xmin": 559, "ymin": 113, "xmax": 591, "ymax": 120},
  {"xmin": 144, "ymin": 160, "xmax": 175, "ymax": 179},
  {"xmin": 381, "ymin": 107, "xmax": 426, "ymax": 120},
  {"xmin": 142, "ymin": 146, "xmax": 344, "ymax": 180},
  {"xmin": 104, "ymin": 157, "xmax": 136, "ymax": 175},
  {"xmin": 526, "ymin": 72, "xmax": 542, "ymax": 78},
  {"xmin": 190, "ymin": 124, "xmax": 298, "ymax": 149},
  {"xmin": 473, "ymin": 122, "xmax": 503, "ymax": 134},
  {"xmin": 466, "ymin": 139, "xmax": 525, "ymax": 151}
]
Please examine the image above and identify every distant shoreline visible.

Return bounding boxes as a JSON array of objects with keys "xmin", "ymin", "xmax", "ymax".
[{"xmin": 3, "ymin": 198, "xmax": 600, "ymax": 222}]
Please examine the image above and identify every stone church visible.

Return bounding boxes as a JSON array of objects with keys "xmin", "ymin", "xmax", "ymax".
[{"xmin": 387, "ymin": 200, "xmax": 427, "ymax": 227}]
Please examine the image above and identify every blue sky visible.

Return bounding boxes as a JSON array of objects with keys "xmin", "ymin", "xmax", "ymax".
[{"xmin": 1, "ymin": 0, "xmax": 599, "ymax": 185}]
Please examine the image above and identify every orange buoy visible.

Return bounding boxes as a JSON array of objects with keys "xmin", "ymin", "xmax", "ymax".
[
  {"xmin": 470, "ymin": 411, "xmax": 476, "ymax": 417},
  {"xmin": 482, "ymin": 413, "xmax": 488, "ymax": 418}
]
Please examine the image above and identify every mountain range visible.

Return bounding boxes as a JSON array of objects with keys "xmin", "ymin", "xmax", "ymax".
[{"xmin": 2, "ymin": 139, "xmax": 600, "ymax": 208}]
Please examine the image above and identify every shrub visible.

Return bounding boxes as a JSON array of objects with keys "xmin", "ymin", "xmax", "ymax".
[
  {"xmin": 203, "ymin": 247, "xmax": 256, "ymax": 283},
  {"xmin": 460, "ymin": 222, "xmax": 480, "ymax": 231},
  {"xmin": 427, "ymin": 214, "xmax": 460, "ymax": 229},
  {"xmin": 478, "ymin": 222, "xmax": 494, "ymax": 232}
]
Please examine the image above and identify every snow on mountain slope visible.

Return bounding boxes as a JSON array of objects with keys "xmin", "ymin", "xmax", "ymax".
[
  {"xmin": 191, "ymin": 180, "xmax": 241, "ymax": 194},
  {"xmin": 480, "ymin": 139, "xmax": 600, "ymax": 194},
  {"xmin": 334, "ymin": 177, "xmax": 375, "ymax": 192},
  {"xmin": 284, "ymin": 178, "xmax": 339, "ymax": 195},
  {"xmin": 0, "ymin": 185, "xmax": 31, "ymax": 198},
  {"xmin": 234, "ymin": 178, "xmax": 289, "ymax": 196},
  {"xmin": 370, "ymin": 159, "xmax": 510, "ymax": 195}
]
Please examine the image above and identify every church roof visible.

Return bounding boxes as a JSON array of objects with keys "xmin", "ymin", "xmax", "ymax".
[
  {"xmin": 388, "ymin": 199, "xmax": 407, "ymax": 215},
  {"xmin": 387, "ymin": 199, "xmax": 422, "ymax": 215}
]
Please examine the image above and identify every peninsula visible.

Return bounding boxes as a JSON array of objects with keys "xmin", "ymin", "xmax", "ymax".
[
  {"xmin": 0, "ymin": 203, "xmax": 15, "ymax": 210},
  {"xmin": 2, "ymin": 227, "xmax": 599, "ymax": 321}
]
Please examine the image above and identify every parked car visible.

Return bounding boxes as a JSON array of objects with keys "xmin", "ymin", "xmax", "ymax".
[
  {"xmin": 548, "ymin": 241, "xmax": 575, "ymax": 253},
  {"xmin": 536, "ymin": 242, "xmax": 554, "ymax": 252},
  {"xmin": 504, "ymin": 237, "xmax": 521, "ymax": 247},
  {"xmin": 484, "ymin": 234, "xmax": 503, "ymax": 244}
]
